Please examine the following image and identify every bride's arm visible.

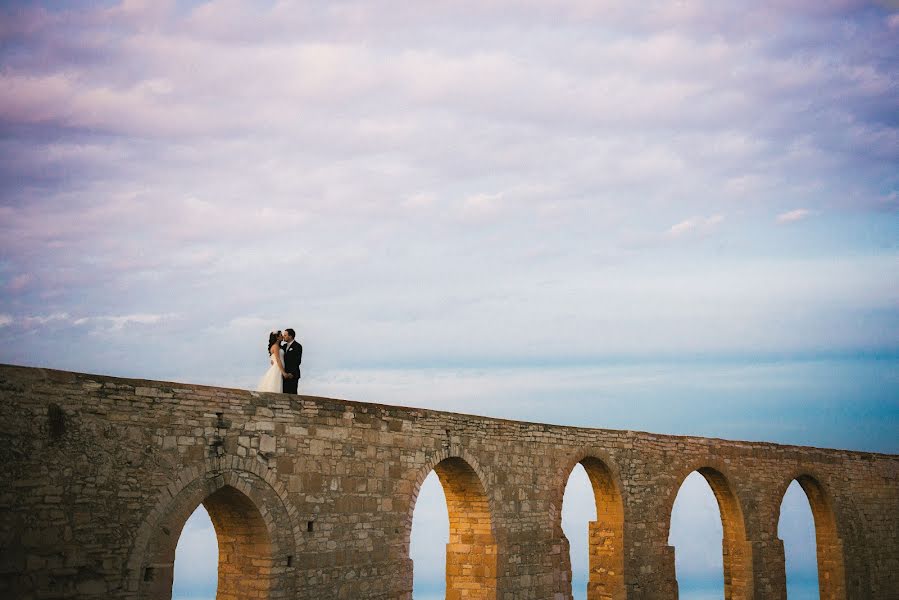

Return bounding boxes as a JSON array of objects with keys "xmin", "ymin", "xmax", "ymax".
[{"xmin": 271, "ymin": 343, "xmax": 288, "ymax": 376}]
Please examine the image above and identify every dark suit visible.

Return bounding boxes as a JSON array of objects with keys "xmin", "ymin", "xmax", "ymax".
[{"xmin": 281, "ymin": 339, "xmax": 302, "ymax": 394}]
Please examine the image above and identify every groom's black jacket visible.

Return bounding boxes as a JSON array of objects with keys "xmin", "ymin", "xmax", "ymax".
[{"xmin": 282, "ymin": 340, "xmax": 302, "ymax": 379}]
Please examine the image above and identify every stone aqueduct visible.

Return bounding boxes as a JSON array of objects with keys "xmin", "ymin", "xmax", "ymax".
[{"xmin": 1, "ymin": 364, "xmax": 897, "ymax": 599}]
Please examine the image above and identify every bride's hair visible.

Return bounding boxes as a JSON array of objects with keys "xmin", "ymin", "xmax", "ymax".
[{"xmin": 267, "ymin": 331, "xmax": 281, "ymax": 353}]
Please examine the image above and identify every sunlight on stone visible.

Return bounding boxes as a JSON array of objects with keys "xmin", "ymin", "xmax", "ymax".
[
  {"xmin": 779, "ymin": 480, "xmax": 819, "ymax": 600},
  {"xmin": 172, "ymin": 504, "xmax": 217, "ymax": 600},
  {"xmin": 561, "ymin": 463, "xmax": 596, "ymax": 600},
  {"xmin": 410, "ymin": 471, "xmax": 450, "ymax": 599}
]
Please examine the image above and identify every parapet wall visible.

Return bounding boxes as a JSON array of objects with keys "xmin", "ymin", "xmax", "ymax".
[{"xmin": 0, "ymin": 364, "xmax": 896, "ymax": 599}]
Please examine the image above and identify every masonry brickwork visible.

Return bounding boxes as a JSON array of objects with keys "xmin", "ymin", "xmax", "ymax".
[{"xmin": 0, "ymin": 364, "xmax": 896, "ymax": 599}]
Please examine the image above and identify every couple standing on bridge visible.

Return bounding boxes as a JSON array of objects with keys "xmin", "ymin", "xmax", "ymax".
[{"xmin": 257, "ymin": 329, "xmax": 303, "ymax": 394}]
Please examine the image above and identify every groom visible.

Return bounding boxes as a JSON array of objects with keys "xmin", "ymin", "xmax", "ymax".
[{"xmin": 281, "ymin": 328, "xmax": 302, "ymax": 394}]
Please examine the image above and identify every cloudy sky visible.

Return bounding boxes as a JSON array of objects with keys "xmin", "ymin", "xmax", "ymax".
[{"xmin": 1, "ymin": 0, "xmax": 897, "ymax": 598}]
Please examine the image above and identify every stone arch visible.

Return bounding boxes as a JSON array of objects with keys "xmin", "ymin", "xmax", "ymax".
[
  {"xmin": 406, "ymin": 447, "xmax": 498, "ymax": 600},
  {"xmin": 665, "ymin": 463, "xmax": 753, "ymax": 600},
  {"xmin": 125, "ymin": 458, "xmax": 299, "ymax": 600},
  {"xmin": 404, "ymin": 447, "xmax": 497, "ymax": 550},
  {"xmin": 553, "ymin": 448, "xmax": 625, "ymax": 599},
  {"xmin": 776, "ymin": 472, "xmax": 846, "ymax": 599}
]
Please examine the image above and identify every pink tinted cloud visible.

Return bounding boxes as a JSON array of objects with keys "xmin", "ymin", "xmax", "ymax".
[
  {"xmin": 0, "ymin": 74, "xmax": 75, "ymax": 125},
  {"xmin": 7, "ymin": 273, "xmax": 33, "ymax": 292}
]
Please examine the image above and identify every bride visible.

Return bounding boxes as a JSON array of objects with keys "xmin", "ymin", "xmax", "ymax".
[{"xmin": 257, "ymin": 330, "xmax": 288, "ymax": 393}]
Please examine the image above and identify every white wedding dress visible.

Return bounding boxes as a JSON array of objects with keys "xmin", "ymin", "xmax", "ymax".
[{"xmin": 257, "ymin": 348, "xmax": 284, "ymax": 393}]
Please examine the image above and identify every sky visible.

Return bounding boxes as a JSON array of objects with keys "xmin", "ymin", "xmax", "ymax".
[{"xmin": 1, "ymin": 0, "xmax": 897, "ymax": 598}]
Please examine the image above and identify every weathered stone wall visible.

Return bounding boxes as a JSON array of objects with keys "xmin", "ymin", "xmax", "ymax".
[{"xmin": 0, "ymin": 364, "xmax": 896, "ymax": 599}]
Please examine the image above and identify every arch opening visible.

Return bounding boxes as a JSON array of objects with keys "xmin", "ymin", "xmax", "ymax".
[
  {"xmin": 561, "ymin": 458, "xmax": 624, "ymax": 600},
  {"xmin": 410, "ymin": 457, "xmax": 497, "ymax": 600},
  {"xmin": 133, "ymin": 468, "xmax": 296, "ymax": 600},
  {"xmin": 172, "ymin": 504, "xmax": 218, "ymax": 599},
  {"xmin": 668, "ymin": 468, "xmax": 752, "ymax": 600},
  {"xmin": 778, "ymin": 476, "xmax": 846, "ymax": 600},
  {"xmin": 410, "ymin": 471, "xmax": 449, "ymax": 599},
  {"xmin": 143, "ymin": 484, "xmax": 274, "ymax": 600}
]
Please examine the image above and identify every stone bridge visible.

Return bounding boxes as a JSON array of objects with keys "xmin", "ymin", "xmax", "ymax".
[{"xmin": 1, "ymin": 364, "xmax": 897, "ymax": 599}]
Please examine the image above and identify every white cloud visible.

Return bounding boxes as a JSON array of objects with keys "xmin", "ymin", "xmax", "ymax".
[
  {"xmin": 776, "ymin": 208, "xmax": 815, "ymax": 224},
  {"xmin": 0, "ymin": 314, "xmax": 12, "ymax": 327},
  {"xmin": 73, "ymin": 313, "xmax": 178, "ymax": 331},
  {"xmin": 21, "ymin": 313, "xmax": 71, "ymax": 328},
  {"xmin": 667, "ymin": 215, "xmax": 725, "ymax": 238},
  {"xmin": 403, "ymin": 193, "xmax": 436, "ymax": 209},
  {"xmin": 459, "ymin": 191, "xmax": 505, "ymax": 221}
]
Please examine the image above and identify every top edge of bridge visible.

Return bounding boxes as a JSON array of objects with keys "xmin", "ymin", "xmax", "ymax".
[{"xmin": 1, "ymin": 362, "xmax": 896, "ymax": 460}]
